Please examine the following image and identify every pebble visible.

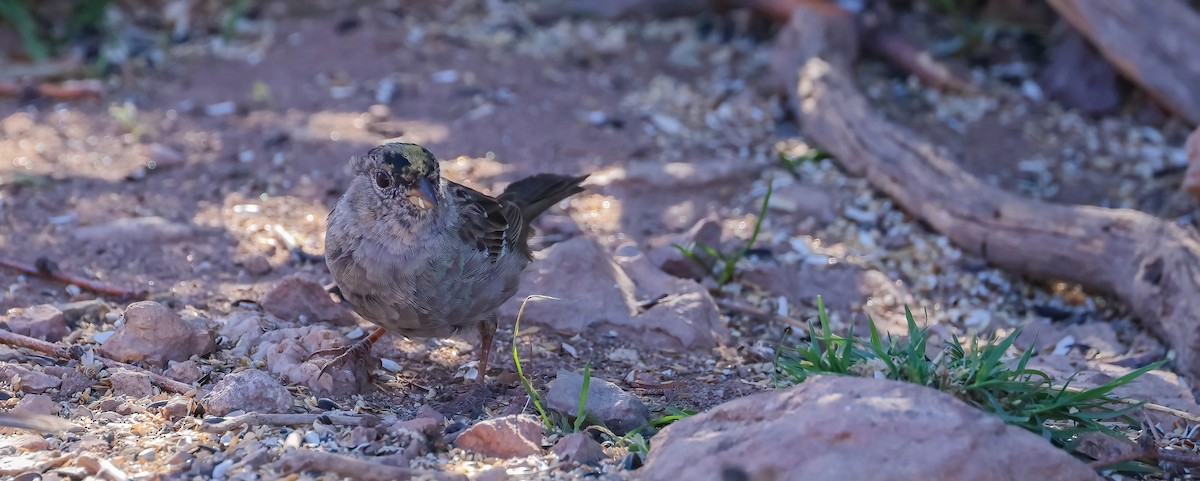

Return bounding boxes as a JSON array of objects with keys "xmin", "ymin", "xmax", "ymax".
[
  {"xmin": 200, "ymin": 369, "xmax": 294, "ymax": 416},
  {"xmin": 205, "ymin": 101, "xmax": 236, "ymax": 116},
  {"xmin": 284, "ymin": 431, "xmax": 303, "ymax": 449},
  {"xmin": 98, "ymin": 301, "xmax": 216, "ymax": 367},
  {"xmin": 454, "ymin": 415, "xmax": 544, "ymax": 458},
  {"xmin": 2, "ymin": 304, "xmax": 68, "ymax": 342},
  {"xmin": 211, "ymin": 459, "xmax": 234, "ymax": 479}
]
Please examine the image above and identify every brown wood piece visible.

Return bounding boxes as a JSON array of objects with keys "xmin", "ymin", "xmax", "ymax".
[
  {"xmin": 1046, "ymin": 0, "xmax": 1200, "ymax": 125},
  {"xmin": 774, "ymin": 10, "xmax": 1200, "ymax": 377}
]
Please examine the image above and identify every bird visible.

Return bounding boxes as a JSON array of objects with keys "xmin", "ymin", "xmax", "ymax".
[{"xmin": 322, "ymin": 142, "xmax": 588, "ymax": 407}]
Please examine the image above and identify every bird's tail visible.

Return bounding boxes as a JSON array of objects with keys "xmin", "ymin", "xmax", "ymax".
[{"xmin": 500, "ymin": 173, "xmax": 589, "ymax": 220}]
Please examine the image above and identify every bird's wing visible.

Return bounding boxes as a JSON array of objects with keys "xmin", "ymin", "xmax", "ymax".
[{"xmin": 449, "ymin": 183, "xmax": 526, "ymax": 263}]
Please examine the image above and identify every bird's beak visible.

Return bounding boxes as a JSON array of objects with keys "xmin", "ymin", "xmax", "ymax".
[{"xmin": 407, "ymin": 177, "xmax": 438, "ymax": 211}]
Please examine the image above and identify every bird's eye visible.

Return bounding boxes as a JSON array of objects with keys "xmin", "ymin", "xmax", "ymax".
[{"xmin": 374, "ymin": 171, "xmax": 392, "ymax": 189}]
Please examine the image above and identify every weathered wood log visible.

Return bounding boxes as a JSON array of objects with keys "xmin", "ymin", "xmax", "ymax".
[
  {"xmin": 775, "ymin": 7, "xmax": 1200, "ymax": 377},
  {"xmin": 1046, "ymin": 0, "xmax": 1200, "ymax": 126}
]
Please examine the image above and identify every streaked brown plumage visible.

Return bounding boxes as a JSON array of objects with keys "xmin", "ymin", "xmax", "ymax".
[{"xmin": 323, "ymin": 142, "xmax": 587, "ymax": 400}]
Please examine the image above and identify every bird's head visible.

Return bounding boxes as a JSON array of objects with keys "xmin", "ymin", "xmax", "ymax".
[{"xmin": 352, "ymin": 142, "xmax": 442, "ymax": 218}]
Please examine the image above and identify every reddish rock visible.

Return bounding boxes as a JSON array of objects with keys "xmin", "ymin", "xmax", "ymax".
[
  {"xmin": 237, "ymin": 254, "xmax": 273, "ymax": 276},
  {"xmin": 392, "ymin": 417, "xmax": 442, "ymax": 439},
  {"xmin": 0, "ymin": 433, "xmax": 49, "ymax": 451},
  {"xmin": 0, "ymin": 365, "xmax": 61, "ymax": 394},
  {"xmin": 200, "ymin": 369, "xmax": 294, "ymax": 416},
  {"xmin": 551, "ymin": 432, "xmax": 607, "ymax": 465},
  {"xmin": 260, "ymin": 274, "xmax": 351, "ymax": 325},
  {"xmin": 638, "ymin": 376, "xmax": 1100, "ymax": 481},
  {"xmin": 11, "ymin": 394, "xmax": 57, "ymax": 417},
  {"xmin": 455, "ymin": 415, "xmax": 544, "ymax": 459},
  {"xmin": 108, "ymin": 368, "xmax": 154, "ymax": 398},
  {"xmin": 43, "ymin": 366, "xmax": 89, "ymax": 400},
  {"xmin": 546, "ymin": 370, "xmax": 649, "ymax": 435},
  {"xmin": 165, "ymin": 360, "xmax": 204, "ymax": 384},
  {"xmin": 3, "ymin": 304, "xmax": 68, "ymax": 342},
  {"xmin": 161, "ymin": 398, "xmax": 192, "ymax": 421},
  {"xmin": 499, "ymin": 237, "xmax": 728, "ymax": 350},
  {"xmin": 99, "ymin": 301, "xmax": 215, "ymax": 367}
]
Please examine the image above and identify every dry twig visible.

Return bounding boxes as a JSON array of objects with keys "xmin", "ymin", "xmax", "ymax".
[
  {"xmin": 0, "ymin": 330, "xmax": 196, "ymax": 395},
  {"xmin": 0, "ymin": 257, "xmax": 144, "ymax": 299},
  {"xmin": 276, "ymin": 450, "xmax": 467, "ymax": 481},
  {"xmin": 200, "ymin": 412, "xmax": 380, "ymax": 432}
]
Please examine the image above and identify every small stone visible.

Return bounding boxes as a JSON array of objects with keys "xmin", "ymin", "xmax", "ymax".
[
  {"xmin": 346, "ymin": 426, "xmax": 379, "ymax": 447},
  {"xmin": 147, "ymin": 143, "xmax": 185, "ymax": 168},
  {"xmin": 261, "ymin": 274, "xmax": 350, "ymax": 325},
  {"xmin": 42, "ymin": 366, "xmax": 89, "ymax": 399},
  {"xmin": 200, "ymin": 369, "xmax": 294, "ymax": 416},
  {"xmin": 6, "ymin": 365, "xmax": 60, "ymax": 394},
  {"xmin": 96, "ymin": 397, "xmax": 122, "ymax": 412},
  {"xmin": 108, "ymin": 368, "xmax": 154, "ymax": 398},
  {"xmin": 167, "ymin": 449, "xmax": 193, "ymax": 466},
  {"xmin": 238, "ymin": 254, "xmax": 272, "ymax": 276},
  {"xmin": 58, "ymin": 299, "xmax": 110, "ymax": 324},
  {"xmin": 161, "ymin": 399, "xmax": 192, "ymax": 421},
  {"xmin": 3, "ymin": 304, "xmax": 68, "ymax": 342},
  {"xmin": 414, "ymin": 404, "xmax": 447, "ymax": 424},
  {"xmin": 165, "ymin": 360, "xmax": 204, "ymax": 384},
  {"xmin": 11, "ymin": 394, "xmax": 57, "ymax": 417},
  {"xmin": 551, "ymin": 432, "xmax": 607, "ymax": 465},
  {"xmin": 137, "ymin": 448, "xmax": 156, "ymax": 462},
  {"xmin": 1, "ymin": 434, "xmax": 49, "ymax": 451},
  {"xmin": 392, "ymin": 417, "xmax": 441, "ymax": 438},
  {"xmin": 99, "ymin": 301, "xmax": 216, "ymax": 366},
  {"xmin": 454, "ymin": 415, "xmax": 544, "ymax": 459},
  {"xmin": 546, "ymin": 370, "xmax": 649, "ymax": 435}
]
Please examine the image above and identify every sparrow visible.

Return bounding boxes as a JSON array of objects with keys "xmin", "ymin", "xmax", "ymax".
[{"xmin": 322, "ymin": 142, "xmax": 587, "ymax": 401}]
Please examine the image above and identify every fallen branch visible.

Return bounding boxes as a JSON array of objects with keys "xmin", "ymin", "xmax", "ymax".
[
  {"xmin": 1045, "ymin": 0, "xmax": 1200, "ymax": 125},
  {"xmin": 0, "ymin": 257, "xmax": 144, "ymax": 299},
  {"xmin": 0, "ymin": 79, "xmax": 104, "ymax": 101},
  {"xmin": 276, "ymin": 450, "xmax": 467, "ymax": 481},
  {"xmin": 774, "ymin": 7, "xmax": 1200, "ymax": 377},
  {"xmin": 200, "ymin": 412, "xmax": 379, "ymax": 432},
  {"xmin": 0, "ymin": 330, "xmax": 196, "ymax": 395}
]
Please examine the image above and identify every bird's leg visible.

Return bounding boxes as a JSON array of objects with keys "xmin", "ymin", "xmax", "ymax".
[
  {"xmin": 475, "ymin": 315, "xmax": 497, "ymax": 386},
  {"xmin": 312, "ymin": 327, "xmax": 387, "ymax": 391},
  {"xmin": 431, "ymin": 316, "xmax": 496, "ymax": 417}
]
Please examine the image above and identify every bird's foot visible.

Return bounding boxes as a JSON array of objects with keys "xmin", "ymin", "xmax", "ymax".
[
  {"xmin": 308, "ymin": 327, "xmax": 386, "ymax": 393},
  {"xmin": 432, "ymin": 383, "xmax": 492, "ymax": 418}
]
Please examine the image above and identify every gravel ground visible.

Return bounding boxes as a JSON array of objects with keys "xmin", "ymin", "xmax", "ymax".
[{"xmin": 1, "ymin": 1, "xmax": 1197, "ymax": 479}]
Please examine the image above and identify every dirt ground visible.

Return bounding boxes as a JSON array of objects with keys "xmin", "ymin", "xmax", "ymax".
[{"xmin": 1, "ymin": 0, "xmax": 1197, "ymax": 479}]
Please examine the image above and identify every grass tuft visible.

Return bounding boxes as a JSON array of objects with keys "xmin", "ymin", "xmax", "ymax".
[
  {"xmin": 675, "ymin": 179, "xmax": 773, "ymax": 286},
  {"xmin": 776, "ymin": 296, "xmax": 1165, "ymax": 455},
  {"xmin": 512, "ymin": 295, "xmax": 556, "ymax": 430}
]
